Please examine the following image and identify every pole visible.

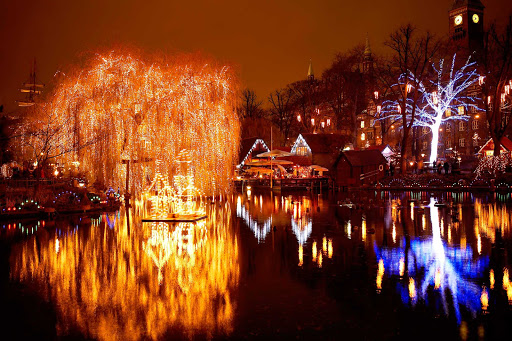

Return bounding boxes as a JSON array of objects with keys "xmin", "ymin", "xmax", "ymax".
[{"xmin": 270, "ymin": 126, "xmax": 273, "ymax": 189}]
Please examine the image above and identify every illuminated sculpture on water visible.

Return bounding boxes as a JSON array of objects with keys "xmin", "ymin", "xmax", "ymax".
[
  {"xmin": 144, "ymin": 150, "xmax": 206, "ymax": 221},
  {"xmin": 18, "ymin": 50, "xmax": 240, "ymax": 197},
  {"xmin": 374, "ymin": 198, "xmax": 489, "ymax": 323}
]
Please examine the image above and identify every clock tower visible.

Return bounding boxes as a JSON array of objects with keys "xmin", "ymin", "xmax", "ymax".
[{"xmin": 449, "ymin": 0, "xmax": 485, "ymax": 54}]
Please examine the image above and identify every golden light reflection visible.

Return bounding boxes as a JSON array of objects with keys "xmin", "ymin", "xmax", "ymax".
[
  {"xmin": 362, "ymin": 218, "xmax": 366, "ymax": 242},
  {"xmin": 328, "ymin": 239, "xmax": 333, "ymax": 259},
  {"xmin": 317, "ymin": 252, "xmax": 323, "ymax": 268},
  {"xmin": 481, "ymin": 287, "xmax": 489, "ymax": 312},
  {"xmin": 312, "ymin": 241, "xmax": 317, "ymax": 262},
  {"xmin": 490, "ymin": 269, "xmax": 495, "ymax": 289},
  {"xmin": 10, "ymin": 204, "xmax": 239, "ymax": 340},
  {"xmin": 322, "ymin": 236, "xmax": 327, "ymax": 254},
  {"xmin": 298, "ymin": 244, "xmax": 303, "ymax": 267},
  {"xmin": 399, "ymin": 258, "xmax": 405, "ymax": 277},
  {"xmin": 376, "ymin": 259, "xmax": 384, "ymax": 292},
  {"xmin": 504, "ymin": 268, "xmax": 510, "ymax": 290},
  {"xmin": 409, "ymin": 278, "xmax": 416, "ymax": 299},
  {"xmin": 474, "ymin": 200, "xmax": 512, "ymax": 243},
  {"xmin": 435, "ymin": 269, "xmax": 442, "ymax": 289}
]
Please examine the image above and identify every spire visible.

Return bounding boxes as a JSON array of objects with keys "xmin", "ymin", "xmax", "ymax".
[
  {"xmin": 307, "ymin": 59, "xmax": 314, "ymax": 80},
  {"xmin": 363, "ymin": 34, "xmax": 373, "ymax": 74},
  {"xmin": 364, "ymin": 33, "xmax": 372, "ymax": 59}
]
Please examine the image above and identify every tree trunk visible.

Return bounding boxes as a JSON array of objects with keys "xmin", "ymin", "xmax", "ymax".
[
  {"xmin": 400, "ymin": 126, "xmax": 410, "ymax": 174},
  {"xmin": 493, "ymin": 134, "xmax": 501, "ymax": 156}
]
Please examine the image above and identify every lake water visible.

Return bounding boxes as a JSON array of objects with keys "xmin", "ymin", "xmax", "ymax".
[{"xmin": 1, "ymin": 190, "xmax": 512, "ymax": 340}]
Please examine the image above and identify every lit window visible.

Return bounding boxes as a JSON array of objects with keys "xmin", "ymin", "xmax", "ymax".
[
  {"xmin": 446, "ymin": 108, "xmax": 451, "ymax": 117},
  {"xmin": 472, "ymin": 120, "xmax": 478, "ymax": 130},
  {"xmin": 458, "ymin": 106, "xmax": 464, "ymax": 115},
  {"xmin": 447, "ymin": 140, "xmax": 452, "ymax": 148},
  {"xmin": 296, "ymin": 146, "xmax": 309, "ymax": 156},
  {"xmin": 446, "ymin": 124, "xmax": 451, "ymax": 132},
  {"xmin": 361, "ymin": 121, "xmax": 365, "ymax": 128},
  {"xmin": 297, "ymin": 115, "xmax": 301, "ymax": 122},
  {"xmin": 321, "ymin": 121, "xmax": 325, "ymax": 128},
  {"xmin": 361, "ymin": 133, "xmax": 365, "ymax": 141},
  {"xmin": 327, "ymin": 118, "xmax": 331, "ymax": 126},
  {"xmin": 370, "ymin": 119, "xmax": 374, "ymax": 126},
  {"xmin": 459, "ymin": 138, "xmax": 465, "ymax": 147},
  {"xmin": 422, "ymin": 127, "xmax": 428, "ymax": 134},
  {"xmin": 311, "ymin": 118, "xmax": 315, "ymax": 126},
  {"xmin": 459, "ymin": 121, "xmax": 465, "ymax": 131}
]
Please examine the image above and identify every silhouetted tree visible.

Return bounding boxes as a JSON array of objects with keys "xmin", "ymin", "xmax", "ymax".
[
  {"xmin": 379, "ymin": 24, "xmax": 442, "ymax": 173},
  {"xmin": 478, "ymin": 17, "xmax": 512, "ymax": 156},
  {"xmin": 240, "ymin": 88, "xmax": 264, "ymax": 119},
  {"xmin": 268, "ymin": 88, "xmax": 294, "ymax": 142}
]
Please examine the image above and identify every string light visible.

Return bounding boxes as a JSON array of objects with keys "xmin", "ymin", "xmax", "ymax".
[{"xmin": 17, "ymin": 50, "xmax": 240, "ymax": 197}]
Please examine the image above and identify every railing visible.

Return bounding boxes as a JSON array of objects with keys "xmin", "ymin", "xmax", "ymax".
[{"xmin": 0, "ymin": 178, "xmax": 72, "ymax": 188}]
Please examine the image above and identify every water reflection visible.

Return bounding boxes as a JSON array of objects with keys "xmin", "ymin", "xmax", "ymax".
[
  {"xmin": 375, "ymin": 198, "xmax": 489, "ymax": 323},
  {"xmin": 5, "ymin": 190, "xmax": 512, "ymax": 338},
  {"xmin": 10, "ymin": 204, "xmax": 239, "ymax": 340}
]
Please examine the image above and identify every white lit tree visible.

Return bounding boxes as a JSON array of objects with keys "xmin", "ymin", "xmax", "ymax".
[
  {"xmin": 415, "ymin": 55, "xmax": 480, "ymax": 165},
  {"xmin": 379, "ymin": 55, "xmax": 480, "ymax": 165}
]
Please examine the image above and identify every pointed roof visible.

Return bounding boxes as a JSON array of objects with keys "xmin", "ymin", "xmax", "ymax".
[
  {"xmin": 307, "ymin": 59, "xmax": 314, "ymax": 79},
  {"xmin": 364, "ymin": 34, "xmax": 372, "ymax": 58},
  {"xmin": 451, "ymin": 0, "xmax": 485, "ymax": 11},
  {"xmin": 238, "ymin": 137, "xmax": 270, "ymax": 166},
  {"xmin": 477, "ymin": 136, "xmax": 512, "ymax": 154}
]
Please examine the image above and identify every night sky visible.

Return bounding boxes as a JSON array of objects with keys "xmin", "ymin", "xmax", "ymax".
[{"xmin": 1, "ymin": 0, "xmax": 511, "ymax": 112}]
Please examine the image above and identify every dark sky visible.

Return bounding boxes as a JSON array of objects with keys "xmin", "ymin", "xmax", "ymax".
[{"xmin": 1, "ymin": 0, "xmax": 511, "ymax": 112}]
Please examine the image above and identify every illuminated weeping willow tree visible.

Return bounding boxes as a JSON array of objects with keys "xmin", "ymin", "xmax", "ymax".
[{"xmin": 19, "ymin": 50, "xmax": 240, "ymax": 196}]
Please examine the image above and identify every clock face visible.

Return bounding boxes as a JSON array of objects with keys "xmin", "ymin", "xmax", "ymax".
[
  {"xmin": 454, "ymin": 15, "xmax": 463, "ymax": 25},
  {"xmin": 472, "ymin": 13, "xmax": 480, "ymax": 23}
]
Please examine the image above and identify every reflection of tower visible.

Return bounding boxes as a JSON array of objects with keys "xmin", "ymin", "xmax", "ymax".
[{"xmin": 17, "ymin": 59, "xmax": 44, "ymax": 107}]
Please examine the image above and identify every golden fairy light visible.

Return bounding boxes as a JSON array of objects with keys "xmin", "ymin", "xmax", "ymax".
[{"xmin": 18, "ymin": 50, "xmax": 240, "ymax": 197}]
